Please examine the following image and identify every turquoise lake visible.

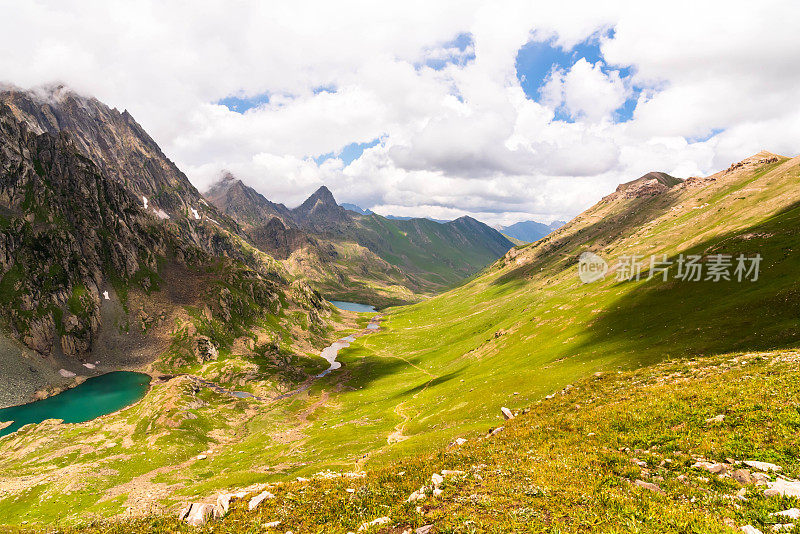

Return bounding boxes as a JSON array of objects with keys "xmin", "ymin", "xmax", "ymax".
[
  {"xmin": 0, "ymin": 371, "xmax": 151, "ymax": 438},
  {"xmin": 329, "ymin": 300, "xmax": 377, "ymax": 313}
]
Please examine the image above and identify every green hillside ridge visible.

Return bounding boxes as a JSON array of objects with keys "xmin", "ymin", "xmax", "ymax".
[{"xmin": 2, "ymin": 151, "xmax": 800, "ymax": 530}]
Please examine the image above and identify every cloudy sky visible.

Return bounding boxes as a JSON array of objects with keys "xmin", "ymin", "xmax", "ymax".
[{"xmin": 2, "ymin": 0, "xmax": 799, "ymax": 225}]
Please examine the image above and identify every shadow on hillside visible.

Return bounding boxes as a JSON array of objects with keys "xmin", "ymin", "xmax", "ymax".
[
  {"xmin": 568, "ymin": 200, "xmax": 800, "ymax": 362},
  {"xmin": 491, "ymin": 193, "xmax": 682, "ymax": 288},
  {"xmin": 392, "ymin": 370, "xmax": 463, "ymax": 399},
  {"xmin": 334, "ymin": 346, "xmax": 426, "ymax": 391}
]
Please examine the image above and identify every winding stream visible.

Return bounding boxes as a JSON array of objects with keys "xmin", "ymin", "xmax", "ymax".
[
  {"xmin": 321, "ymin": 300, "xmax": 379, "ymax": 376},
  {"xmin": 317, "ymin": 335, "xmax": 356, "ymax": 377}
]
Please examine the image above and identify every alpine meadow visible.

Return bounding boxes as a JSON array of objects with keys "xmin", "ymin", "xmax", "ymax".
[{"xmin": 1, "ymin": 2, "xmax": 800, "ymax": 534}]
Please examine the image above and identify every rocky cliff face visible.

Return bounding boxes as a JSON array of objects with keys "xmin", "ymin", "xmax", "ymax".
[
  {"xmin": 0, "ymin": 86, "xmax": 203, "ymax": 217},
  {"xmin": 0, "ymin": 104, "xmax": 166, "ymax": 356},
  {"xmin": 0, "ymin": 88, "xmax": 328, "ymax": 362},
  {"xmin": 206, "ymin": 172, "xmax": 294, "ymax": 229},
  {"xmin": 610, "ymin": 172, "xmax": 683, "ymax": 200}
]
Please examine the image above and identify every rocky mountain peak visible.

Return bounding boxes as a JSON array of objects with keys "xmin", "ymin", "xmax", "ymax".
[
  {"xmin": 205, "ymin": 173, "xmax": 293, "ymax": 229},
  {"xmin": 0, "ymin": 85, "xmax": 206, "ymax": 218},
  {"xmin": 302, "ymin": 185, "xmax": 337, "ymax": 208},
  {"xmin": 206, "ymin": 171, "xmax": 243, "ymax": 198},
  {"xmin": 292, "ymin": 185, "xmax": 350, "ymax": 230},
  {"xmin": 612, "ymin": 172, "xmax": 683, "ymax": 200}
]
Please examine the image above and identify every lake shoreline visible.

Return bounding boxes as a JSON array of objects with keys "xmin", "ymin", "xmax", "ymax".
[{"xmin": 0, "ymin": 371, "xmax": 152, "ymax": 438}]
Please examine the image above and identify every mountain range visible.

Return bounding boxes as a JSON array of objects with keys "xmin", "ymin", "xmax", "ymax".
[
  {"xmin": 205, "ymin": 174, "xmax": 513, "ymax": 306},
  {"xmin": 496, "ymin": 219, "xmax": 566, "ymax": 243},
  {"xmin": 0, "ymin": 86, "xmax": 348, "ymax": 408}
]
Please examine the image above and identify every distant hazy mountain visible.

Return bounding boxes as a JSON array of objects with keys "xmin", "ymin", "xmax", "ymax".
[
  {"xmin": 341, "ymin": 203, "xmax": 372, "ymax": 215},
  {"xmin": 385, "ymin": 214, "xmax": 450, "ymax": 224},
  {"xmin": 499, "ymin": 219, "xmax": 566, "ymax": 243},
  {"xmin": 341, "ymin": 204, "xmax": 450, "ymax": 224}
]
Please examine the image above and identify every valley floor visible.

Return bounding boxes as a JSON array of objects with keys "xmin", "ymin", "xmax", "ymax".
[{"xmin": 14, "ymin": 348, "xmax": 800, "ymax": 533}]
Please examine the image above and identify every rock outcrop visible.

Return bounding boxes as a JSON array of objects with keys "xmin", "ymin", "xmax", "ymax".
[
  {"xmin": 0, "ymin": 105, "xmax": 166, "ymax": 356},
  {"xmin": 177, "ymin": 503, "xmax": 215, "ymax": 527},
  {"xmin": 606, "ymin": 172, "xmax": 683, "ymax": 200}
]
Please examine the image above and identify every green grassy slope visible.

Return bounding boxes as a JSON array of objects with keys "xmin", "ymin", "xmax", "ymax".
[
  {"xmin": 34, "ymin": 349, "xmax": 800, "ymax": 533},
  {"xmin": 302, "ymin": 152, "xmax": 800, "ymax": 465},
  {"xmin": 296, "ymin": 214, "xmax": 514, "ymax": 308},
  {"xmin": 351, "ymin": 214, "xmax": 513, "ymax": 289}
]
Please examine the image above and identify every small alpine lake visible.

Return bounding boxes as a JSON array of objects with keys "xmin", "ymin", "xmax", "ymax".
[
  {"xmin": 0, "ymin": 371, "xmax": 151, "ymax": 438},
  {"xmin": 328, "ymin": 300, "xmax": 377, "ymax": 313}
]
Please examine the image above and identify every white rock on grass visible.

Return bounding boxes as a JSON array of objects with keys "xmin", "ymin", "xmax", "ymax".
[
  {"xmin": 431, "ymin": 473, "xmax": 444, "ymax": 487},
  {"xmin": 489, "ymin": 426, "xmax": 504, "ymax": 437},
  {"xmin": 263, "ymin": 520, "xmax": 280, "ymax": 528},
  {"xmin": 501, "ymin": 407, "xmax": 514, "ymax": 420},
  {"xmin": 741, "ymin": 526, "xmax": 763, "ymax": 534},
  {"xmin": 248, "ymin": 490, "xmax": 275, "ymax": 511},
  {"xmin": 765, "ymin": 478, "xmax": 800, "ymax": 498},
  {"xmin": 634, "ymin": 479, "xmax": 663, "ymax": 493},
  {"xmin": 744, "ymin": 461, "xmax": 782, "ymax": 472},
  {"xmin": 772, "ymin": 509, "xmax": 800, "ymax": 520},
  {"xmin": 178, "ymin": 503, "xmax": 215, "ymax": 526},
  {"xmin": 693, "ymin": 461, "xmax": 728, "ymax": 474},
  {"xmin": 415, "ymin": 525, "xmax": 433, "ymax": 534},
  {"xmin": 214, "ymin": 491, "xmax": 248, "ymax": 518},
  {"xmin": 453, "ymin": 438, "xmax": 467, "ymax": 446},
  {"xmin": 752, "ymin": 472, "xmax": 771, "ymax": 486},
  {"xmin": 407, "ymin": 488, "xmax": 426, "ymax": 503},
  {"xmin": 357, "ymin": 516, "xmax": 390, "ymax": 531}
]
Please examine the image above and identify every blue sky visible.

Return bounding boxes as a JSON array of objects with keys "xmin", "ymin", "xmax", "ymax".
[
  {"xmin": 217, "ymin": 92, "xmax": 271, "ymax": 113},
  {"xmin": 314, "ymin": 138, "xmax": 382, "ymax": 166},
  {"xmin": 514, "ymin": 34, "xmax": 639, "ymax": 122},
  {"xmin": 419, "ymin": 32, "xmax": 475, "ymax": 70}
]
